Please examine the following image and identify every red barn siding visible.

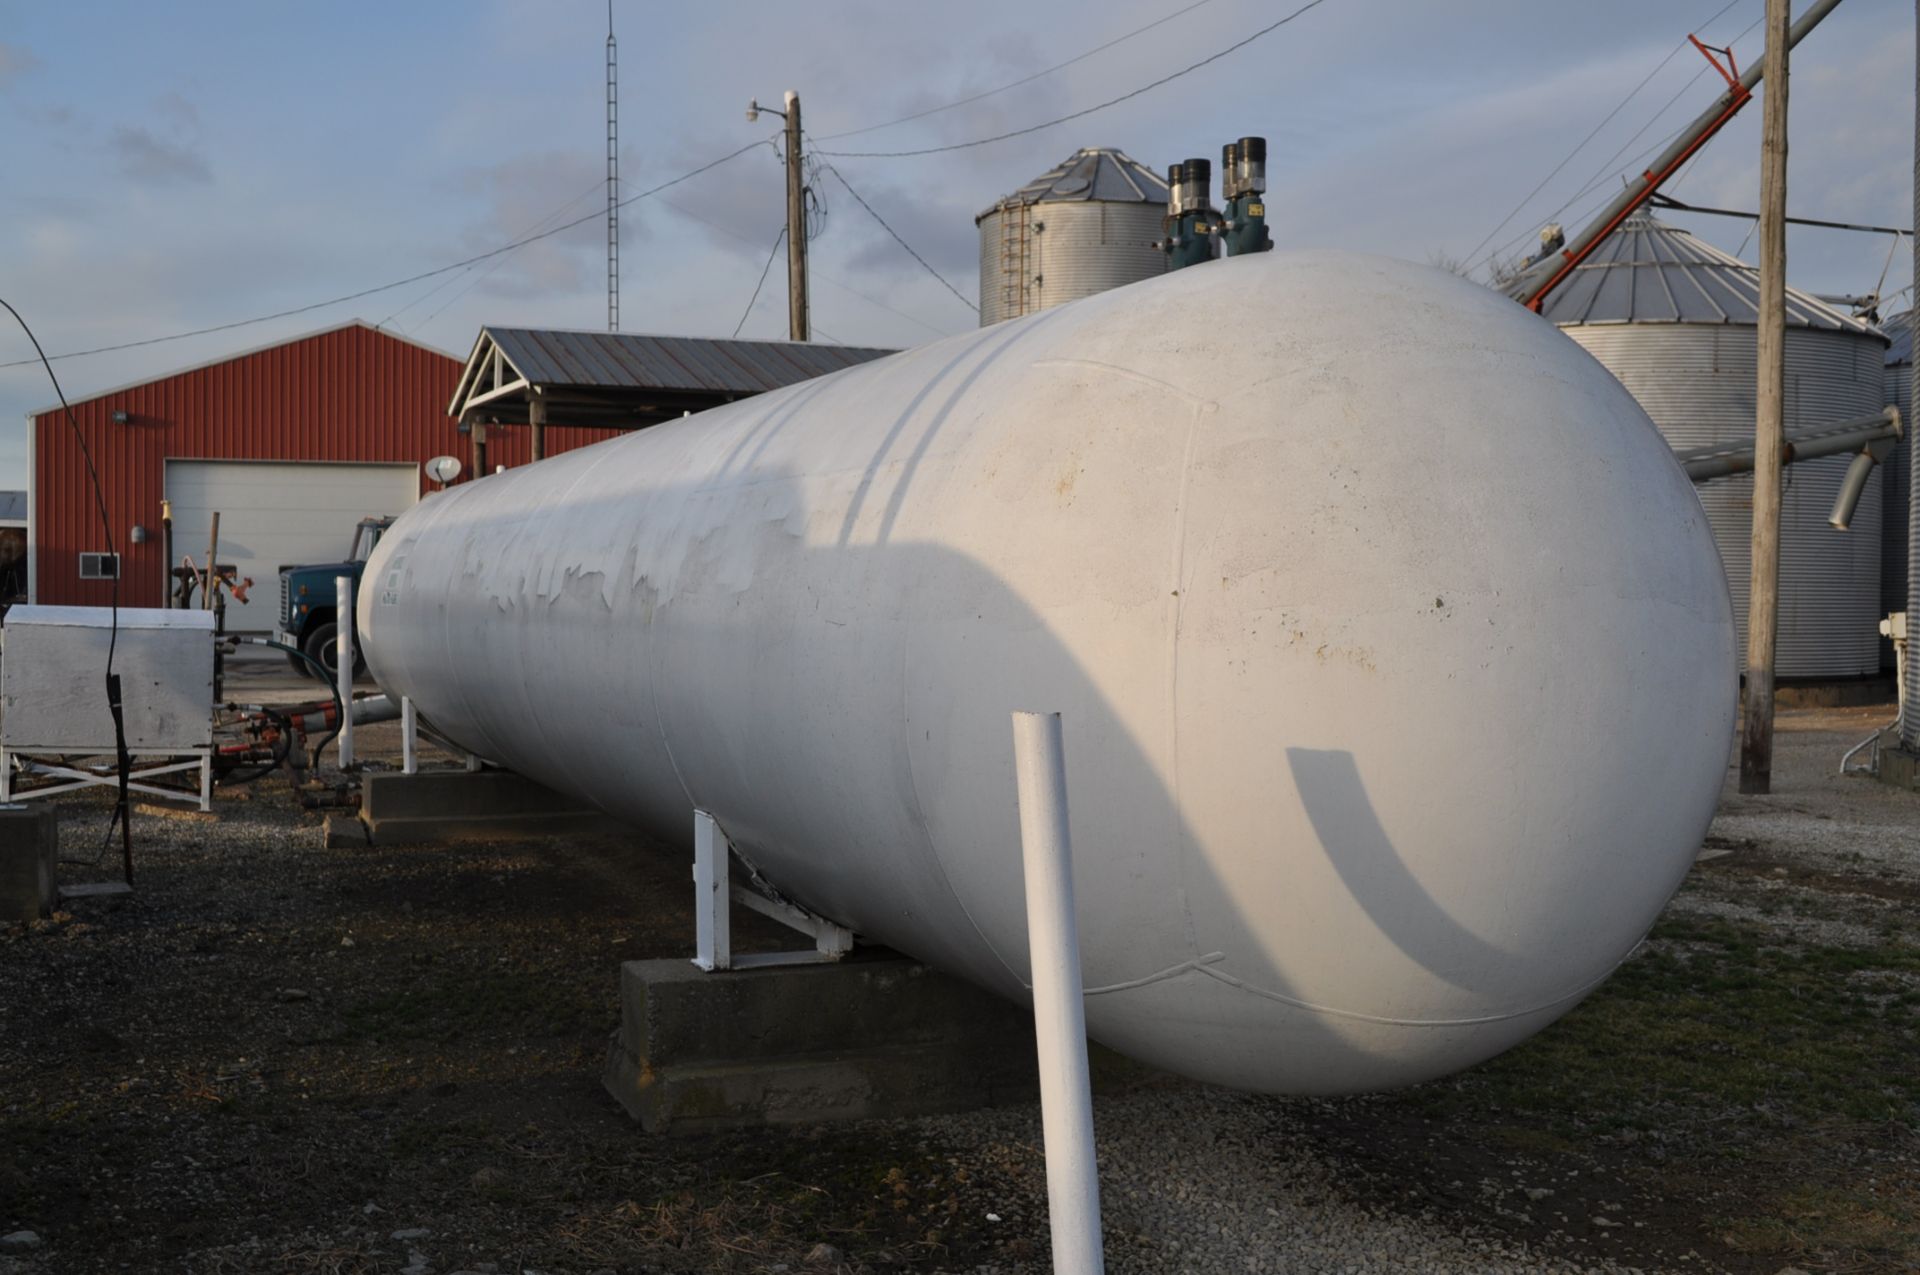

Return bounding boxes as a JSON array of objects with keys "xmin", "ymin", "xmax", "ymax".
[{"xmin": 29, "ymin": 324, "xmax": 617, "ymax": 607}]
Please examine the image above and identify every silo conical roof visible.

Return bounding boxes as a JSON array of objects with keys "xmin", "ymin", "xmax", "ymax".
[
  {"xmin": 1540, "ymin": 210, "xmax": 1882, "ymax": 336},
  {"xmin": 974, "ymin": 147, "xmax": 1168, "ymax": 223}
]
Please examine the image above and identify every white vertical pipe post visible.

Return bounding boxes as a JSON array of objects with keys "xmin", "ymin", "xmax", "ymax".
[
  {"xmin": 692, "ymin": 810, "xmax": 730, "ymax": 971},
  {"xmin": 1010, "ymin": 710, "xmax": 1104, "ymax": 1275},
  {"xmin": 400, "ymin": 695, "xmax": 418, "ymax": 775},
  {"xmin": 335, "ymin": 575, "xmax": 355, "ymax": 770}
]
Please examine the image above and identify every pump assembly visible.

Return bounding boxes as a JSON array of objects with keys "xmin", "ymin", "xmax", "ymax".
[{"xmin": 1158, "ymin": 136, "xmax": 1271, "ymax": 269}]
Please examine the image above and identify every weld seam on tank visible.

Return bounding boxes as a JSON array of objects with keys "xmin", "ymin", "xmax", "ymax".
[
  {"xmin": 1193, "ymin": 956, "xmax": 1628, "ymax": 1028},
  {"xmin": 900, "ymin": 631, "xmax": 1029, "ymax": 990},
  {"xmin": 1081, "ymin": 951, "xmax": 1227, "ymax": 995}
]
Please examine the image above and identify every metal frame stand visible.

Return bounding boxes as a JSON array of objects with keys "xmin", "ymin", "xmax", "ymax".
[
  {"xmin": 692, "ymin": 809, "xmax": 852, "ymax": 971},
  {"xmin": 1, "ymin": 746, "xmax": 213, "ymax": 812}
]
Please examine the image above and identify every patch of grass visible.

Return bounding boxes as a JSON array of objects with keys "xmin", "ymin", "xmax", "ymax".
[
  {"xmin": 1428, "ymin": 914, "xmax": 1920, "ymax": 1136},
  {"xmin": 1718, "ymin": 1181, "xmax": 1920, "ymax": 1269}
]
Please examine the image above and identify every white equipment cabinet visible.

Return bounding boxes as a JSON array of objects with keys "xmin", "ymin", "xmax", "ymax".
[{"xmin": 0, "ymin": 606, "xmax": 216, "ymax": 809}]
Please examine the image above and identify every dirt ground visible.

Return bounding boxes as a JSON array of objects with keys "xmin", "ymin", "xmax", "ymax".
[{"xmin": 1, "ymin": 703, "xmax": 1916, "ymax": 1273}]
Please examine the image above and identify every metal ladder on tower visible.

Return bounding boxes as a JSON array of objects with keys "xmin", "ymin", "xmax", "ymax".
[{"xmin": 999, "ymin": 198, "xmax": 1029, "ymax": 321}]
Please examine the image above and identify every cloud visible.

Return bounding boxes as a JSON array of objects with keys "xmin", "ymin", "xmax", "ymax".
[
  {"xmin": 109, "ymin": 124, "xmax": 212, "ymax": 185},
  {"xmin": 0, "ymin": 42, "xmax": 39, "ymax": 90}
]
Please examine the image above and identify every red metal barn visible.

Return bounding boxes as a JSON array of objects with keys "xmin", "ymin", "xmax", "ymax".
[{"xmin": 27, "ymin": 321, "xmax": 614, "ymax": 614}]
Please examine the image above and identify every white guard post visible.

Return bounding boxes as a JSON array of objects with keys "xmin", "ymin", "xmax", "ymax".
[
  {"xmin": 691, "ymin": 809, "xmax": 853, "ymax": 971},
  {"xmin": 335, "ymin": 575, "xmax": 355, "ymax": 769},
  {"xmin": 400, "ymin": 696, "xmax": 418, "ymax": 775},
  {"xmin": 1011, "ymin": 710, "xmax": 1105, "ymax": 1275}
]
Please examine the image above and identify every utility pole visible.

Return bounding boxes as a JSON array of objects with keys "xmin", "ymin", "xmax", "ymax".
[
  {"xmin": 1740, "ymin": 0, "xmax": 1790, "ymax": 795},
  {"xmin": 782, "ymin": 91, "xmax": 809, "ymax": 341},
  {"xmin": 747, "ymin": 91, "xmax": 811, "ymax": 339}
]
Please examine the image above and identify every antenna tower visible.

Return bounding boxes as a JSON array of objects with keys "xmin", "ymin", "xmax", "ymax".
[{"xmin": 606, "ymin": 1, "xmax": 619, "ymax": 332}]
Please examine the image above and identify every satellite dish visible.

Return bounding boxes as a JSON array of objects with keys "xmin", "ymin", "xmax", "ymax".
[{"xmin": 425, "ymin": 455, "xmax": 463, "ymax": 486}]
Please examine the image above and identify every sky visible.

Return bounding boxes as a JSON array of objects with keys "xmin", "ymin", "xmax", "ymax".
[{"xmin": 0, "ymin": 0, "xmax": 1912, "ymax": 492}]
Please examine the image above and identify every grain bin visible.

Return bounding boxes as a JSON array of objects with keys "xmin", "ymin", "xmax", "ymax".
[
  {"xmin": 1884, "ymin": 311, "xmax": 1910, "ymax": 642},
  {"xmin": 1543, "ymin": 211, "xmax": 1890, "ymax": 678},
  {"xmin": 975, "ymin": 147, "xmax": 1167, "ymax": 325}
]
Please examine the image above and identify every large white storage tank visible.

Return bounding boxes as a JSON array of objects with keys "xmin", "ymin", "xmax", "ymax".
[
  {"xmin": 1542, "ymin": 211, "xmax": 1890, "ymax": 679},
  {"xmin": 975, "ymin": 147, "xmax": 1167, "ymax": 326}
]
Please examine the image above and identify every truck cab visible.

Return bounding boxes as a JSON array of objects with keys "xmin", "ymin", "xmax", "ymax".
[{"xmin": 276, "ymin": 516, "xmax": 392, "ymax": 679}]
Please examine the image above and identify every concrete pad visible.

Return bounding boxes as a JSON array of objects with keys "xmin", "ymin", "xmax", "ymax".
[
  {"xmin": 0, "ymin": 805, "xmax": 58, "ymax": 922},
  {"xmin": 1876, "ymin": 734, "xmax": 1920, "ymax": 793},
  {"xmin": 604, "ymin": 955, "xmax": 1039, "ymax": 1133},
  {"xmin": 360, "ymin": 769, "xmax": 620, "ymax": 845}
]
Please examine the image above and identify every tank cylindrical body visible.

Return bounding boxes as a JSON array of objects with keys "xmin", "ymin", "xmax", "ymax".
[
  {"xmin": 976, "ymin": 148, "xmax": 1169, "ymax": 326},
  {"xmin": 1547, "ymin": 213, "xmax": 1888, "ymax": 679},
  {"xmin": 361, "ymin": 253, "xmax": 1735, "ymax": 1094}
]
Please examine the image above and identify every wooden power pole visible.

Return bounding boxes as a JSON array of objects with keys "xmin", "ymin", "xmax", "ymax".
[
  {"xmin": 1740, "ymin": 0, "xmax": 1791, "ymax": 795},
  {"xmin": 783, "ymin": 90, "xmax": 810, "ymax": 342}
]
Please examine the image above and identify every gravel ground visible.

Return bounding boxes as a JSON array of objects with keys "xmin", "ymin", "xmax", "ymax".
[{"xmin": 2, "ymin": 700, "xmax": 1915, "ymax": 1273}]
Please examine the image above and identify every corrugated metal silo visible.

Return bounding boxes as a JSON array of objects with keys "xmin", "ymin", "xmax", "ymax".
[
  {"xmin": 975, "ymin": 147, "xmax": 1167, "ymax": 326},
  {"xmin": 1883, "ymin": 311, "xmax": 1911, "ymax": 639},
  {"xmin": 1544, "ymin": 211, "xmax": 1891, "ymax": 679}
]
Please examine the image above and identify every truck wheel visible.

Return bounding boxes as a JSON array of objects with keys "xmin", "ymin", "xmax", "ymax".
[
  {"xmin": 286, "ymin": 650, "xmax": 312, "ymax": 679},
  {"xmin": 304, "ymin": 622, "xmax": 366, "ymax": 681}
]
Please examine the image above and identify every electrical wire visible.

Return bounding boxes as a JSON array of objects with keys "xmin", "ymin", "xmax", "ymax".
[
  {"xmin": 821, "ymin": 163, "xmax": 977, "ymax": 313},
  {"xmin": 815, "ymin": 0, "xmax": 1220, "ymax": 142},
  {"xmin": 814, "ymin": 0, "xmax": 1331, "ymax": 159},
  {"xmin": 733, "ymin": 226, "xmax": 788, "ymax": 338},
  {"xmin": 1459, "ymin": 0, "xmax": 1743, "ymax": 272},
  {"xmin": 1471, "ymin": 9, "xmax": 1764, "ymax": 280},
  {"xmin": 404, "ymin": 181, "xmax": 611, "ymax": 335},
  {"xmin": 659, "ymin": 196, "xmax": 953, "ymax": 337},
  {"xmin": 379, "ymin": 179, "xmax": 607, "ymax": 331},
  {"xmin": 0, "ymin": 296, "xmax": 133, "ymax": 878},
  {"xmin": 0, "ymin": 136, "xmax": 780, "ymax": 371}
]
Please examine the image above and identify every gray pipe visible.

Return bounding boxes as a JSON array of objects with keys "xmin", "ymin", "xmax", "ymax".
[{"xmin": 1677, "ymin": 407, "xmax": 1901, "ymax": 482}]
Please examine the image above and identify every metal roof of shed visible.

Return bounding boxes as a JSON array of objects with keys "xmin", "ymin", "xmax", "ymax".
[
  {"xmin": 449, "ymin": 327, "xmax": 896, "ymax": 429},
  {"xmin": 1539, "ymin": 211, "xmax": 1883, "ymax": 337},
  {"xmin": 975, "ymin": 147, "xmax": 1167, "ymax": 222}
]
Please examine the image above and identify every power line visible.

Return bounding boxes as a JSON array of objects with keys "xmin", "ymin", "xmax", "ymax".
[
  {"xmin": 1, "ymin": 136, "xmax": 778, "ymax": 371},
  {"xmin": 815, "ymin": 0, "xmax": 1219, "ymax": 143},
  {"xmin": 378, "ymin": 180, "xmax": 606, "ymax": 331},
  {"xmin": 1472, "ymin": 11, "xmax": 1764, "ymax": 280},
  {"xmin": 1459, "ymin": 0, "xmax": 1743, "ymax": 271},
  {"xmin": 657, "ymin": 195, "xmax": 955, "ymax": 337},
  {"xmin": 821, "ymin": 163, "xmax": 977, "ymax": 313},
  {"xmin": 815, "ymin": 0, "xmax": 1331, "ymax": 159},
  {"xmin": 733, "ymin": 226, "xmax": 788, "ymax": 338}
]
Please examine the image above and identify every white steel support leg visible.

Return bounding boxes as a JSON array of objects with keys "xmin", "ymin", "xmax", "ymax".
[
  {"xmin": 401, "ymin": 696, "xmax": 418, "ymax": 775},
  {"xmin": 692, "ymin": 809, "xmax": 730, "ymax": 971},
  {"xmin": 1011, "ymin": 710, "xmax": 1105, "ymax": 1275},
  {"xmin": 335, "ymin": 575, "xmax": 355, "ymax": 770},
  {"xmin": 0, "ymin": 747, "xmax": 11, "ymax": 802},
  {"xmin": 199, "ymin": 750, "xmax": 212, "ymax": 812}
]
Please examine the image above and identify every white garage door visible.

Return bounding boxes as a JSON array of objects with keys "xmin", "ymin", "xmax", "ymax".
[{"xmin": 164, "ymin": 460, "xmax": 418, "ymax": 623}]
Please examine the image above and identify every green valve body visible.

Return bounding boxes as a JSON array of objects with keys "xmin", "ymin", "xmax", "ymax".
[
  {"xmin": 1222, "ymin": 193, "xmax": 1271, "ymax": 256},
  {"xmin": 1164, "ymin": 212, "xmax": 1218, "ymax": 271}
]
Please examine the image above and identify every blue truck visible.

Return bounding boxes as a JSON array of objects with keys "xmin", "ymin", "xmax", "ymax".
[{"xmin": 276, "ymin": 515, "xmax": 391, "ymax": 679}]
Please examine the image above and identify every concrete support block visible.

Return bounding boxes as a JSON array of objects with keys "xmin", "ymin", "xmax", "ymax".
[
  {"xmin": 604, "ymin": 956, "xmax": 1039, "ymax": 1132},
  {"xmin": 1876, "ymin": 734, "xmax": 1920, "ymax": 792},
  {"xmin": 0, "ymin": 805, "xmax": 58, "ymax": 922},
  {"xmin": 360, "ymin": 769, "xmax": 620, "ymax": 845}
]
